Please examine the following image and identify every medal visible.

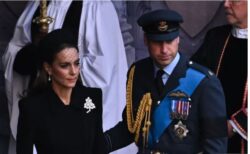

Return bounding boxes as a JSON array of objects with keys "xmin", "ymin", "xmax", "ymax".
[
  {"xmin": 174, "ymin": 120, "xmax": 189, "ymax": 139},
  {"xmin": 169, "ymin": 91, "xmax": 191, "ymax": 120}
]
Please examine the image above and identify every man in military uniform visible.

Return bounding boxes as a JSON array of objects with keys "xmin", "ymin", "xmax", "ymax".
[{"xmin": 105, "ymin": 9, "xmax": 228, "ymax": 154}]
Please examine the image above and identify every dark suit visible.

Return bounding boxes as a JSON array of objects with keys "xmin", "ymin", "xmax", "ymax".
[
  {"xmin": 105, "ymin": 53, "xmax": 227, "ymax": 154},
  {"xmin": 16, "ymin": 84, "xmax": 107, "ymax": 154},
  {"xmin": 192, "ymin": 25, "xmax": 247, "ymax": 153}
]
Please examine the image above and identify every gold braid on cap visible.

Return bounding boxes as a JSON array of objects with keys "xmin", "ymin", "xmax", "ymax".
[{"xmin": 126, "ymin": 65, "xmax": 152, "ymax": 147}]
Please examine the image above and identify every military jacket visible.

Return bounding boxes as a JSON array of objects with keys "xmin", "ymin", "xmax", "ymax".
[{"xmin": 106, "ymin": 54, "xmax": 227, "ymax": 154}]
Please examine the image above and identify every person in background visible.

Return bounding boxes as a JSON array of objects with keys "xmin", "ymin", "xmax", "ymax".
[
  {"xmin": 16, "ymin": 29, "xmax": 107, "ymax": 154},
  {"xmin": 104, "ymin": 9, "xmax": 228, "ymax": 154},
  {"xmin": 191, "ymin": 0, "xmax": 247, "ymax": 153}
]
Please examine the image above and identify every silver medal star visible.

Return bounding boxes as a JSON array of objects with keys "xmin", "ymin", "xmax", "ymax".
[{"xmin": 174, "ymin": 121, "xmax": 189, "ymax": 139}]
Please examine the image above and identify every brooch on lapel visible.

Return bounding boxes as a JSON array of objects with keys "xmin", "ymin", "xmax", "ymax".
[{"xmin": 83, "ymin": 97, "xmax": 96, "ymax": 113}]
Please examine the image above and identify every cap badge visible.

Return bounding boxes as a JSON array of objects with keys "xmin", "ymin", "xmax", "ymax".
[
  {"xmin": 158, "ymin": 21, "xmax": 168, "ymax": 32},
  {"xmin": 174, "ymin": 120, "xmax": 189, "ymax": 139},
  {"xmin": 83, "ymin": 97, "xmax": 96, "ymax": 113}
]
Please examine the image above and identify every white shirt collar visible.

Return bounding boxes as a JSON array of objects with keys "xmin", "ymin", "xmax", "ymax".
[{"xmin": 231, "ymin": 27, "xmax": 248, "ymax": 39}]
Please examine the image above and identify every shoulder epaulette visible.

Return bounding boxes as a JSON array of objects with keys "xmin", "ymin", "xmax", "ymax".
[{"xmin": 188, "ymin": 61, "xmax": 214, "ymax": 78}]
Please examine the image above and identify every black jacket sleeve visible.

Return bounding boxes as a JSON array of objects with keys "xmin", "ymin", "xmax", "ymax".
[
  {"xmin": 16, "ymin": 98, "xmax": 34, "ymax": 154},
  {"xmin": 104, "ymin": 108, "xmax": 134, "ymax": 152},
  {"xmin": 93, "ymin": 88, "xmax": 109, "ymax": 154}
]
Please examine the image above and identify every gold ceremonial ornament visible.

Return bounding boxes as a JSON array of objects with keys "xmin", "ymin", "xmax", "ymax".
[
  {"xmin": 33, "ymin": 0, "xmax": 53, "ymax": 33},
  {"xmin": 158, "ymin": 21, "xmax": 168, "ymax": 32},
  {"xmin": 126, "ymin": 65, "xmax": 152, "ymax": 148}
]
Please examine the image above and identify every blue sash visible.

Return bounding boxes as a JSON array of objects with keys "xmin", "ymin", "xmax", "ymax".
[{"xmin": 148, "ymin": 68, "xmax": 206, "ymax": 147}]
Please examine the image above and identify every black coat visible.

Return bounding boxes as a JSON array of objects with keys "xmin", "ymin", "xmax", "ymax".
[
  {"xmin": 106, "ymin": 54, "xmax": 228, "ymax": 154},
  {"xmin": 191, "ymin": 25, "xmax": 247, "ymax": 153},
  {"xmin": 16, "ymin": 84, "xmax": 107, "ymax": 154}
]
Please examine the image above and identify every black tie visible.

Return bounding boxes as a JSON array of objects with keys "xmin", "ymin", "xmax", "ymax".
[{"xmin": 156, "ymin": 69, "xmax": 165, "ymax": 95}]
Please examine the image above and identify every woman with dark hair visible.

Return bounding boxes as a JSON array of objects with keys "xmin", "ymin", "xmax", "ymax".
[{"xmin": 16, "ymin": 29, "xmax": 107, "ymax": 154}]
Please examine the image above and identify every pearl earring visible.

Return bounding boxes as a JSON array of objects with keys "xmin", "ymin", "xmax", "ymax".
[{"xmin": 48, "ymin": 75, "xmax": 51, "ymax": 82}]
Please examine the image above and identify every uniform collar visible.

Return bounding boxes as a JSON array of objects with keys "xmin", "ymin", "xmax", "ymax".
[
  {"xmin": 156, "ymin": 53, "xmax": 188, "ymax": 99},
  {"xmin": 154, "ymin": 52, "xmax": 180, "ymax": 76},
  {"xmin": 231, "ymin": 27, "xmax": 248, "ymax": 39}
]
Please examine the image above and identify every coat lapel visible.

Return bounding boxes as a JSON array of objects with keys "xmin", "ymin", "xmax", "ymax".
[
  {"xmin": 47, "ymin": 84, "xmax": 87, "ymax": 115},
  {"xmin": 143, "ymin": 58, "xmax": 160, "ymax": 102},
  {"xmin": 132, "ymin": 58, "xmax": 159, "ymax": 107},
  {"xmin": 160, "ymin": 54, "xmax": 189, "ymax": 100}
]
